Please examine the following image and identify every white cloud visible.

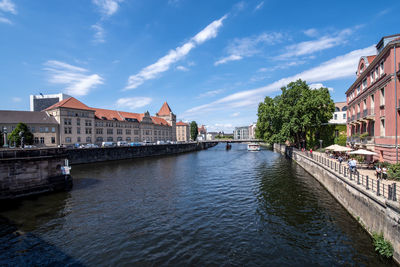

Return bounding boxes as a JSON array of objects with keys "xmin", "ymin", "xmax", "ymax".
[
  {"xmin": 0, "ymin": 0, "xmax": 16, "ymax": 14},
  {"xmin": 124, "ymin": 14, "xmax": 227, "ymax": 90},
  {"xmin": 309, "ymin": 83, "xmax": 333, "ymax": 91},
  {"xmin": 231, "ymin": 112, "xmax": 240, "ymax": 117},
  {"xmin": 92, "ymin": 0, "xmax": 123, "ymax": 16},
  {"xmin": 206, "ymin": 123, "xmax": 234, "ymax": 133},
  {"xmin": 92, "ymin": 24, "xmax": 105, "ymax": 43},
  {"xmin": 116, "ymin": 97, "xmax": 152, "ymax": 110},
  {"xmin": 183, "ymin": 45, "xmax": 376, "ymax": 116},
  {"xmin": 44, "ymin": 60, "xmax": 104, "ymax": 96},
  {"xmin": 12, "ymin": 97, "xmax": 21, "ymax": 102},
  {"xmin": 0, "ymin": 16, "xmax": 11, "ymax": 24},
  {"xmin": 254, "ymin": 1, "xmax": 264, "ymax": 11},
  {"xmin": 197, "ymin": 89, "xmax": 224, "ymax": 98},
  {"xmin": 303, "ymin": 28, "xmax": 318, "ymax": 37},
  {"xmin": 176, "ymin": 65, "xmax": 189, "ymax": 71},
  {"xmin": 277, "ymin": 28, "xmax": 356, "ymax": 59},
  {"xmin": 215, "ymin": 32, "xmax": 283, "ymax": 65}
]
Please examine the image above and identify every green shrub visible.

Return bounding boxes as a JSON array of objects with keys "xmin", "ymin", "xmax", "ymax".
[
  {"xmin": 372, "ymin": 232, "xmax": 393, "ymax": 258},
  {"xmin": 388, "ymin": 163, "xmax": 400, "ymax": 181}
]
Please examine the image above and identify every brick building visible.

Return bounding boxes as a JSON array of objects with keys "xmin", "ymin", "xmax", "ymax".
[
  {"xmin": 176, "ymin": 121, "xmax": 190, "ymax": 142},
  {"xmin": 346, "ymin": 34, "xmax": 400, "ymax": 163}
]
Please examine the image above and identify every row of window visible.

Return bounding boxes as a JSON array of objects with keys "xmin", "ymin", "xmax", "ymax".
[
  {"xmin": 349, "ymin": 60, "xmax": 384, "ymax": 102},
  {"xmin": 34, "ymin": 136, "xmax": 56, "ymax": 144},
  {"xmin": 64, "ymin": 136, "xmax": 171, "ymax": 143},
  {"xmin": 66, "ymin": 111, "xmax": 90, "ymax": 117},
  {"xmin": 349, "ymin": 88, "xmax": 385, "ymax": 116},
  {"xmin": 63, "ymin": 126, "xmax": 171, "ymax": 136},
  {"xmin": 64, "ymin": 118, "xmax": 92, "ymax": 126}
]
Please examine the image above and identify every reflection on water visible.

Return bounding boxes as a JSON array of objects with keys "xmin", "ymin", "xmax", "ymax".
[{"xmin": 0, "ymin": 144, "xmax": 395, "ymax": 266}]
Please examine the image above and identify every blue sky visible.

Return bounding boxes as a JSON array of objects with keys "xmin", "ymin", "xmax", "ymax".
[{"xmin": 1, "ymin": 0, "xmax": 399, "ymax": 132}]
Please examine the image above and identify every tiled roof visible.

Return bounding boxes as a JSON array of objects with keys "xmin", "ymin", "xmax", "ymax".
[
  {"xmin": 45, "ymin": 97, "xmax": 91, "ymax": 111},
  {"xmin": 151, "ymin": 116, "xmax": 170, "ymax": 126},
  {"xmin": 176, "ymin": 121, "xmax": 188, "ymax": 126},
  {"xmin": 366, "ymin": 55, "xmax": 376, "ymax": 64},
  {"xmin": 157, "ymin": 102, "xmax": 172, "ymax": 116},
  {"xmin": 93, "ymin": 108, "xmax": 124, "ymax": 121},
  {"xmin": 0, "ymin": 110, "xmax": 58, "ymax": 124}
]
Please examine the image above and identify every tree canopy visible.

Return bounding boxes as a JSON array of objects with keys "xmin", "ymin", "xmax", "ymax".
[
  {"xmin": 8, "ymin": 123, "xmax": 34, "ymax": 147},
  {"xmin": 190, "ymin": 121, "xmax": 198, "ymax": 141},
  {"xmin": 256, "ymin": 79, "xmax": 335, "ymax": 148}
]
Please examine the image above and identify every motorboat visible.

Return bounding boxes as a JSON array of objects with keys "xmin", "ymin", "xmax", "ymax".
[{"xmin": 247, "ymin": 143, "xmax": 260, "ymax": 151}]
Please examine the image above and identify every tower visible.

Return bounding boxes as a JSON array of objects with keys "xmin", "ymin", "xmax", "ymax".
[{"xmin": 156, "ymin": 102, "xmax": 176, "ymax": 141}]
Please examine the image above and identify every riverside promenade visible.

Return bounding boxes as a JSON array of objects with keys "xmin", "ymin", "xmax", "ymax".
[{"xmin": 274, "ymin": 144, "xmax": 400, "ymax": 263}]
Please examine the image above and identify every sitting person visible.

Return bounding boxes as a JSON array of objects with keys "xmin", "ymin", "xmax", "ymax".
[
  {"xmin": 382, "ymin": 166, "xmax": 387, "ymax": 180},
  {"xmin": 375, "ymin": 165, "xmax": 382, "ymax": 179}
]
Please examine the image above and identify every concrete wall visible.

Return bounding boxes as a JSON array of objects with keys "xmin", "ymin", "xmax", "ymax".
[
  {"xmin": 67, "ymin": 142, "xmax": 218, "ymax": 165},
  {"xmin": 0, "ymin": 148, "xmax": 72, "ymax": 200},
  {"xmin": 273, "ymin": 143, "xmax": 400, "ymax": 263}
]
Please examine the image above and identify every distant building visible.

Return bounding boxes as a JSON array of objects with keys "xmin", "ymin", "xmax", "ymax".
[
  {"xmin": 329, "ymin": 101, "xmax": 347, "ymax": 125},
  {"xmin": 30, "ymin": 93, "xmax": 71, "ymax": 111},
  {"xmin": 0, "ymin": 110, "xmax": 59, "ymax": 147},
  {"xmin": 206, "ymin": 132, "xmax": 218, "ymax": 140},
  {"xmin": 234, "ymin": 126, "xmax": 249, "ymax": 140},
  {"xmin": 346, "ymin": 34, "xmax": 400, "ymax": 163},
  {"xmin": 248, "ymin": 123, "xmax": 257, "ymax": 139},
  {"xmin": 156, "ymin": 102, "xmax": 177, "ymax": 141},
  {"xmin": 197, "ymin": 125, "xmax": 207, "ymax": 141},
  {"xmin": 176, "ymin": 121, "xmax": 190, "ymax": 142}
]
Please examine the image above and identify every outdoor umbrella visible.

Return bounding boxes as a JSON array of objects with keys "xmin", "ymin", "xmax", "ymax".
[
  {"xmin": 325, "ymin": 144, "xmax": 337, "ymax": 150},
  {"xmin": 348, "ymin": 149, "xmax": 377, "ymax": 155},
  {"xmin": 326, "ymin": 144, "xmax": 353, "ymax": 152}
]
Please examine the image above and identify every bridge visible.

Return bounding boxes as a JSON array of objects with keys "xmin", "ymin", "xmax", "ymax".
[{"xmin": 201, "ymin": 139, "xmax": 264, "ymax": 143}]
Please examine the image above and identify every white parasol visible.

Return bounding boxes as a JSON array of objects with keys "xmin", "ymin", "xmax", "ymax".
[{"xmin": 348, "ymin": 149, "xmax": 377, "ymax": 155}]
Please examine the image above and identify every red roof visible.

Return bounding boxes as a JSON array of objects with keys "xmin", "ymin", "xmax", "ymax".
[
  {"xmin": 45, "ymin": 97, "xmax": 91, "ymax": 111},
  {"xmin": 176, "ymin": 121, "xmax": 188, "ymax": 126},
  {"xmin": 367, "ymin": 55, "xmax": 376, "ymax": 64},
  {"xmin": 151, "ymin": 116, "xmax": 170, "ymax": 126},
  {"xmin": 157, "ymin": 102, "xmax": 172, "ymax": 116}
]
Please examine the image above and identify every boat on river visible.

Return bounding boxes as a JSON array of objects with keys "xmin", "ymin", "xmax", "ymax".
[{"xmin": 247, "ymin": 143, "xmax": 260, "ymax": 151}]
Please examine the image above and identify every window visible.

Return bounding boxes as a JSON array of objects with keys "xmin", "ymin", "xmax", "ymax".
[
  {"xmin": 85, "ymin": 120, "xmax": 92, "ymax": 126},
  {"xmin": 64, "ymin": 118, "xmax": 71, "ymax": 125},
  {"xmin": 31, "ymin": 126, "xmax": 36, "ymax": 133},
  {"xmin": 117, "ymin": 137, "xmax": 122, "ymax": 141},
  {"xmin": 357, "ymin": 103, "xmax": 360, "ymax": 113},
  {"xmin": 77, "ymin": 127, "xmax": 81, "ymax": 134},
  {"xmin": 117, "ymin": 129, "xmax": 122, "ymax": 135},
  {"xmin": 357, "ymin": 86, "xmax": 360, "ymax": 95},
  {"xmin": 96, "ymin": 137, "xmax": 103, "ymax": 142},
  {"xmin": 126, "ymin": 137, "xmax": 131, "ymax": 141},
  {"xmin": 77, "ymin": 137, "xmax": 81, "ymax": 142},
  {"xmin": 40, "ymin": 127, "xmax": 44, "ymax": 133},
  {"xmin": 380, "ymin": 61, "xmax": 384, "ymax": 76},
  {"xmin": 343, "ymin": 114, "xmax": 346, "ymax": 119},
  {"xmin": 126, "ymin": 129, "xmax": 131, "ymax": 135},
  {"xmin": 107, "ymin": 137, "xmax": 113, "ymax": 141},
  {"xmin": 96, "ymin": 128, "xmax": 103, "ymax": 134},
  {"xmin": 64, "ymin": 127, "xmax": 72, "ymax": 134},
  {"xmin": 85, "ymin": 128, "xmax": 92, "ymax": 134},
  {"xmin": 134, "ymin": 130, "xmax": 139, "ymax": 135},
  {"xmin": 51, "ymin": 137, "xmax": 55, "ymax": 144},
  {"xmin": 51, "ymin": 127, "xmax": 55, "ymax": 133},
  {"xmin": 86, "ymin": 136, "xmax": 92, "ymax": 143},
  {"xmin": 380, "ymin": 119, "xmax": 385, "ymax": 136},
  {"xmin": 34, "ymin": 137, "xmax": 39, "ymax": 143},
  {"xmin": 334, "ymin": 114, "xmax": 337, "ymax": 120},
  {"xmin": 362, "ymin": 79, "xmax": 367, "ymax": 90},
  {"xmin": 370, "ymin": 94, "xmax": 374, "ymax": 108},
  {"xmin": 107, "ymin": 129, "xmax": 113, "ymax": 135},
  {"xmin": 77, "ymin": 118, "xmax": 80, "ymax": 126},
  {"xmin": 370, "ymin": 71, "xmax": 374, "ymax": 83},
  {"xmin": 375, "ymin": 67, "xmax": 379, "ymax": 79},
  {"xmin": 40, "ymin": 137, "xmax": 44, "ymax": 144},
  {"xmin": 65, "ymin": 137, "xmax": 71, "ymax": 143},
  {"xmin": 363, "ymin": 99, "xmax": 367, "ymax": 110},
  {"xmin": 44, "ymin": 127, "xmax": 49, "ymax": 133},
  {"xmin": 380, "ymin": 88, "xmax": 385, "ymax": 106}
]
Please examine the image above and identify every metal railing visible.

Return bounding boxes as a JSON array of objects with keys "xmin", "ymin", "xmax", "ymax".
[
  {"xmin": 295, "ymin": 148, "xmax": 397, "ymax": 203},
  {"xmin": 347, "ymin": 136, "xmax": 375, "ymax": 145}
]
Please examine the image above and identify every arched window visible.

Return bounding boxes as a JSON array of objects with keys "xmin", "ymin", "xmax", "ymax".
[
  {"xmin": 335, "ymin": 107, "xmax": 340, "ymax": 112},
  {"xmin": 342, "ymin": 106, "xmax": 347, "ymax": 111}
]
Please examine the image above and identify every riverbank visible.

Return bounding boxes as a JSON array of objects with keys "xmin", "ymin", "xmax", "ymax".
[{"xmin": 274, "ymin": 143, "xmax": 400, "ymax": 264}]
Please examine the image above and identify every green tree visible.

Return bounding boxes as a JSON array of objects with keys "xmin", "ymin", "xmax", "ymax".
[
  {"xmin": 256, "ymin": 79, "xmax": 335, "ymax": 148},
  {"xmin": 8, "ymin": 123, "xmax": 34, "ymax": 147},
  {"xmin": 190, "ymin": 121, "xmax": 198, "ymax": 141}
]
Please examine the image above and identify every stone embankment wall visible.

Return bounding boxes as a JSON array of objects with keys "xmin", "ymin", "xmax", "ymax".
[
  {"xmin": 67, "ymin": 142, "xmax": 218, "ymax": 165},
  {"xmin": 273, "ymin": 143, "xmax": 400, "ymax": 263},
  {"xmin": 0, "ymin": 148, "xmax": 72, "ymax": 200}
]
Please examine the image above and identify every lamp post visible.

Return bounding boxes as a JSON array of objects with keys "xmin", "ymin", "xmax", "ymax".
[
  {"xmin": 2, "ymin": 127, "xmax": 8, "ymax": 148},
  {"xmin": 19, "ymin": 131, "xmax": 25, "ymax": 148},
  {"xmin": 319, "ymin": 139, "xmax": 323, "ymax": 150}
]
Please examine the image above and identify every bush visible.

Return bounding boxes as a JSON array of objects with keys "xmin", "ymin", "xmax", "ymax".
[
  {"xmin": 388, "ymin": 163, "xmax": 400, "ymax": 181},
  {"xmin": 372, "ymin": 232, "xmax": 393, "ymax": 258}
]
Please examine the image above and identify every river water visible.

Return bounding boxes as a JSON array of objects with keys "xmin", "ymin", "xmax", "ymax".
[{"xmin": 0, "ymin": 144, "xmax": 395, "ymax": 266}]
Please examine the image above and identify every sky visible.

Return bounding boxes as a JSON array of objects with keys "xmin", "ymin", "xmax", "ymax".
[{"xmin": 1, "ymin": 0, "xmax": 399, "ymax": 133}]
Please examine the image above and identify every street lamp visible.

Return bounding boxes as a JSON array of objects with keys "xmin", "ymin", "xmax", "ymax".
[
  {"xmin": 319, "ymin": 139, "xmax": 323, "ymax": 150},
  {"xmin": 19, "ymin": 131, "xmax": 25, "ymax": 148},
  {"xmin": 2, "ymin": 127, "xmax": 8, "ymax": 148}
]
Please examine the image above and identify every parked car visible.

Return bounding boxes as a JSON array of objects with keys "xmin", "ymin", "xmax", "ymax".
[
  {"xmin": 102, "ymin": 142, "xmax": 114, "ymax": 147},
  {"xmin": 157, "ymin": 141, "xmax": 166, "ymax": 145},
  {"xmin": 129, "ymin": 142, "xmax": 141, "ymax": 146},
  {"xmin": 117, "ymin": 141, "xmax": 128, "ymax": 147}
]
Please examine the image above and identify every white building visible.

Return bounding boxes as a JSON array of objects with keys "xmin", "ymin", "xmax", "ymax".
[{"xmin": 329, "ymin": 101, "xmax": 347, "ymax": 125}]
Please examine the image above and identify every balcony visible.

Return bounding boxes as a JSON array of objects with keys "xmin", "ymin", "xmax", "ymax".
[
  {"xmin": 356, "ymin": 112, "xmax": 361, "ymax": 120},
  {"xmin": 362, "ymin": 108, "xmax": 375, "ymax": 120},
  {"xmin": 347, "ymin": 136, "xmax": 375, "ymax": 145}
]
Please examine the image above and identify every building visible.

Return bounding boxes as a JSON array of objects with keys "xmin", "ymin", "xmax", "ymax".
[
  {"xmin": 248, "ymin": 123, "xmax": 257, "ymax": 139},
  {"xmin": 176, "ymin": 121, "xmax": 190, "ymax": 142},
  {"xmin": 45, "ymin": 97, "xmax": 176, "ymax": 146},
  {"xmin": 346, "ymin": 34, "xmax": 400, "ymax": 163},
  {"xmin": 30, "ymin": 93, "xmax": 71, "ymax": 111},
  {"xmin": 197, "ymin": 125, "xmax": 207, "ymax": 141},
  {"xmin": 0, "ymin": 110, "xmax": 59, "ymax": 147},
  {"xmin": 329, "ymin": 102, "xmax": 347, "ymax": 125},
  {"xmin": 234, "ymin": 126, "xmax": 249, "ymax": 140},
  {"xmin": 206, "ymin": 132, "xmax": 218, "ymax": 140}
]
